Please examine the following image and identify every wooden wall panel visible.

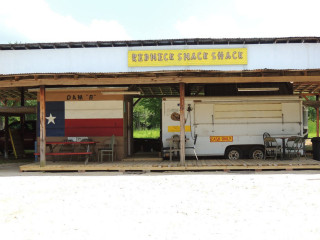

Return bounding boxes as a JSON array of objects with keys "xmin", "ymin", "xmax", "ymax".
[{"xmin": 38, "ymin": 91, "xmax": 124, "ymax": 101}]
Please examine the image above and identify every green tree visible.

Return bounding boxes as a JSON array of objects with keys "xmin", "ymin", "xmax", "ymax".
[
  {"xmin": 307, "ymin": 96, "xmax": 316, "ymax": 121},
  {"xmin": 133, "ymin": 98, "xmax": 161, "ymax": 130}
]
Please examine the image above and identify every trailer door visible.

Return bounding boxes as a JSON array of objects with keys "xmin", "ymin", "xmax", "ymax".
[
  {"xmin": 194, "ymin": 102, "xmax": 214, "ymax": 125},
  {"xmin": 194, "ymin": 103, "xmax": 225, "ymax": 155}
]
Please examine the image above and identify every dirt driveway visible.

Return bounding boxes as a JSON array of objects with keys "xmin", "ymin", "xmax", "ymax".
[{"xmin": 1, "ymin": 163, "xmax": 320, "ymax": 240}]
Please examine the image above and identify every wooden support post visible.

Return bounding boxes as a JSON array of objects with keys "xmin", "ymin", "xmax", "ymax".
[
  {"xmin": 127, "ymin": 97, "xmax": 133, "ymax": 156},
  {"xmin": 39, "ymin": 86, "xmax": 46, "ymax": 167},
  {"xmin": 317, "ymin": 95, "xmax": 319, "ymax": 137},
  {"xmin": 179, "ymin": 82, "xmax": 186, "ymax": 165},
  {"xmin": 20, "ymin": 88, "xmax": 25, "ymax": 141},
  {"xmin": 4, "ymin": 115, "xmax": 8, "ymax": 159}
]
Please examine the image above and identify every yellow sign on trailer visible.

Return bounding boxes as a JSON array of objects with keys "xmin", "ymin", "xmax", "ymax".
[{"xmin": 210, "ymin": 136, "xmax": 233, "ymax": 142}]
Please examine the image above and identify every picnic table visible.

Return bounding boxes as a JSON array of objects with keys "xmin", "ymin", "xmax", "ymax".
[{"xmin": 34, "ymin": 141, "xmax": 98, "ymax": 165}]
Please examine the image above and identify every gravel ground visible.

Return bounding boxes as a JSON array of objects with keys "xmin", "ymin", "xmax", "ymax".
[{"xmin": 1, "ymin": 163, "xmax": 320, "ymax": 240}]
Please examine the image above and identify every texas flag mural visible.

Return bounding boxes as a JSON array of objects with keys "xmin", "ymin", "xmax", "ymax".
[{"xmin": 37, "ymin": 101, "xmax": 123, "ymax": 137}]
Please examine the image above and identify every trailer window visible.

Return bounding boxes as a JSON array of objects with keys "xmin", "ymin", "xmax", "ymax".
[{"xmin": 214, "ymin": 103, "xmax": 282, "ymax": 124}]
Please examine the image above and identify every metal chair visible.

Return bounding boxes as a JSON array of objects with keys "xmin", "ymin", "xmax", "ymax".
[
  {"xmin": 263, "ymin": 132, "xmax": 271, "ymax": 140},
  {"xmin": 286, "ymin": 136, "xmax": 307, "ymax": 160},
  {"xmin": 263, "ymin": 132, "xmax": 271, "ymax": 150},
  {"xmin": 264, "ymin": 137, "xmax": 282, "ymax": 160},
  {"xmin": 98, "ymin": 135, "xmax": 116, "ymax": 162},
  {"xmin": 298, "ymin": 137, "xmax": 308, "ymax": 160}
]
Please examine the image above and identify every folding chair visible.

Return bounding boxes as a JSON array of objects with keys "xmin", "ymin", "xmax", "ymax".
[
  {"xmin": 98, "ymin": 135, "xmax": 116, "ymax": 162},
  {"xmin": 264, "ymin": 137, "xmax": 282, "ymax": 160},
  {"xmin": 286, "ymin": 136, "xmax": 307, "ymax": 160}
]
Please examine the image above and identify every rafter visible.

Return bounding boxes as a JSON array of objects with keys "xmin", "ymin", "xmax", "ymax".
[
  {"xmin": 311, "ymin": 85, "xmax": 320, "ymax": 93},
  {"xmin": 138, "ymin": 87, "xmax": 144, "ymax": 95},
  {"xmin": 159, "ymin": 87, "xmax": 163, "ymax": 95},
  {"xmin": 301, "ymin": 84, "xmax": 315, "ymax": 93},
  {"xmin": 293, "ymin": 83, "xmax": 303, "ymax": 91}
]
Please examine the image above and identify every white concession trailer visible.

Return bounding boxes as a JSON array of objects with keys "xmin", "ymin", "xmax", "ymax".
[{"xmin": 162, "ymin": 95, "xmax": 308, "ymax": 159}]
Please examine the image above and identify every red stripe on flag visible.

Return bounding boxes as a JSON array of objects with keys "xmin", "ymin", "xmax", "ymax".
[{"xmin": 65, "ymin": 119, "xmax": 123, "ymax": 137}]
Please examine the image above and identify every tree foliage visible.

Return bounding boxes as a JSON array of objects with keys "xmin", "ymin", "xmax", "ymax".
[
  {"xmin": 307, "ymin": 96, "xmax": 317, "ymax": 121},
  {"xmin": 133, "ymin": 98, "xmax": 161, "ymax": 129}
]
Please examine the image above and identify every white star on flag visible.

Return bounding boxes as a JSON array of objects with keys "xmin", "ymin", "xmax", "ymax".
[{"xmin": 46, "ymin": 113, "xmax": 56, "ymax": 125}]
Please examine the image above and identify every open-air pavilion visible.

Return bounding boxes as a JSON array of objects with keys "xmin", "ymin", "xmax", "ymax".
[{"xmin": 1, "ymin": 37, "xmax": 320, "ymax": 171}]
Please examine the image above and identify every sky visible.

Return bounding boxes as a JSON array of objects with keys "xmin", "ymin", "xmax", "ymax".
[{"xmin": 0, "ymin": 0, "xmax": 319, "ymax": 43}]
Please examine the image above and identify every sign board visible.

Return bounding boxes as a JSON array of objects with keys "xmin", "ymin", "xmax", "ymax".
[
  {"xmin": 168, "ymin": 126, "xmax": 191, "ymax": 132},
  {"xmin": 128, "ymin": 48, "xmax": 247, "ymax": 67},
  {"xmin": 210, "ymin": 136, "xmax": 233, "ymax": 142}
]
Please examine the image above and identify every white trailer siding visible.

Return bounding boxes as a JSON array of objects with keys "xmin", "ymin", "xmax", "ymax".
[{"xmin": 162, "ymin": 96, "xmax": 303, "ymax": 157}]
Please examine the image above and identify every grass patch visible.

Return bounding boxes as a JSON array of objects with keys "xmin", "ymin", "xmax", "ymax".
[
  {"xmin": 309, "ymin": 120, "xmax": 318, "ymax": 138},
  {"xmin": 133, "ymin": 128, "xmax": 160, "ymax": 139}
]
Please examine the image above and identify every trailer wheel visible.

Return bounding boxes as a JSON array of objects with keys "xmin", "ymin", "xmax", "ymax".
[
  {"xmin": 249, "ymin": 147, "xmax": 264, "ymax": 160},
  {"xmin": 226, "ymin": 147, "xmax": 242, "ymax": 160}
]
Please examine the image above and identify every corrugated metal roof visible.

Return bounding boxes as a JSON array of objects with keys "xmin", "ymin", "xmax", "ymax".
[{"xmin": 1, "ymin": 37, "xmax": 320, "ymax": 51}]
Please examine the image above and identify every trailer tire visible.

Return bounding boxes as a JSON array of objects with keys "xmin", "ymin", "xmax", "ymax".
[
  {"xmin": 225, "ymin": 147, "xmax": 242, "ymax": 160},
  {"xmin": 249, "ymin": 147, "xmax": 264, "ymax": 160}
]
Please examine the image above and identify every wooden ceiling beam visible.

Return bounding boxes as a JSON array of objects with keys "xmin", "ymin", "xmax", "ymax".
[
  {"xmin": 0, "ymin": 106, "xmax": 36, "ymax": 114},
  {"xmin": 131, "ymin": 95, "xmax": 177, "ymax": 98},
  {"xmin": 1, "ymin": 75, "xmax": 320, "ymax": 88}
]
